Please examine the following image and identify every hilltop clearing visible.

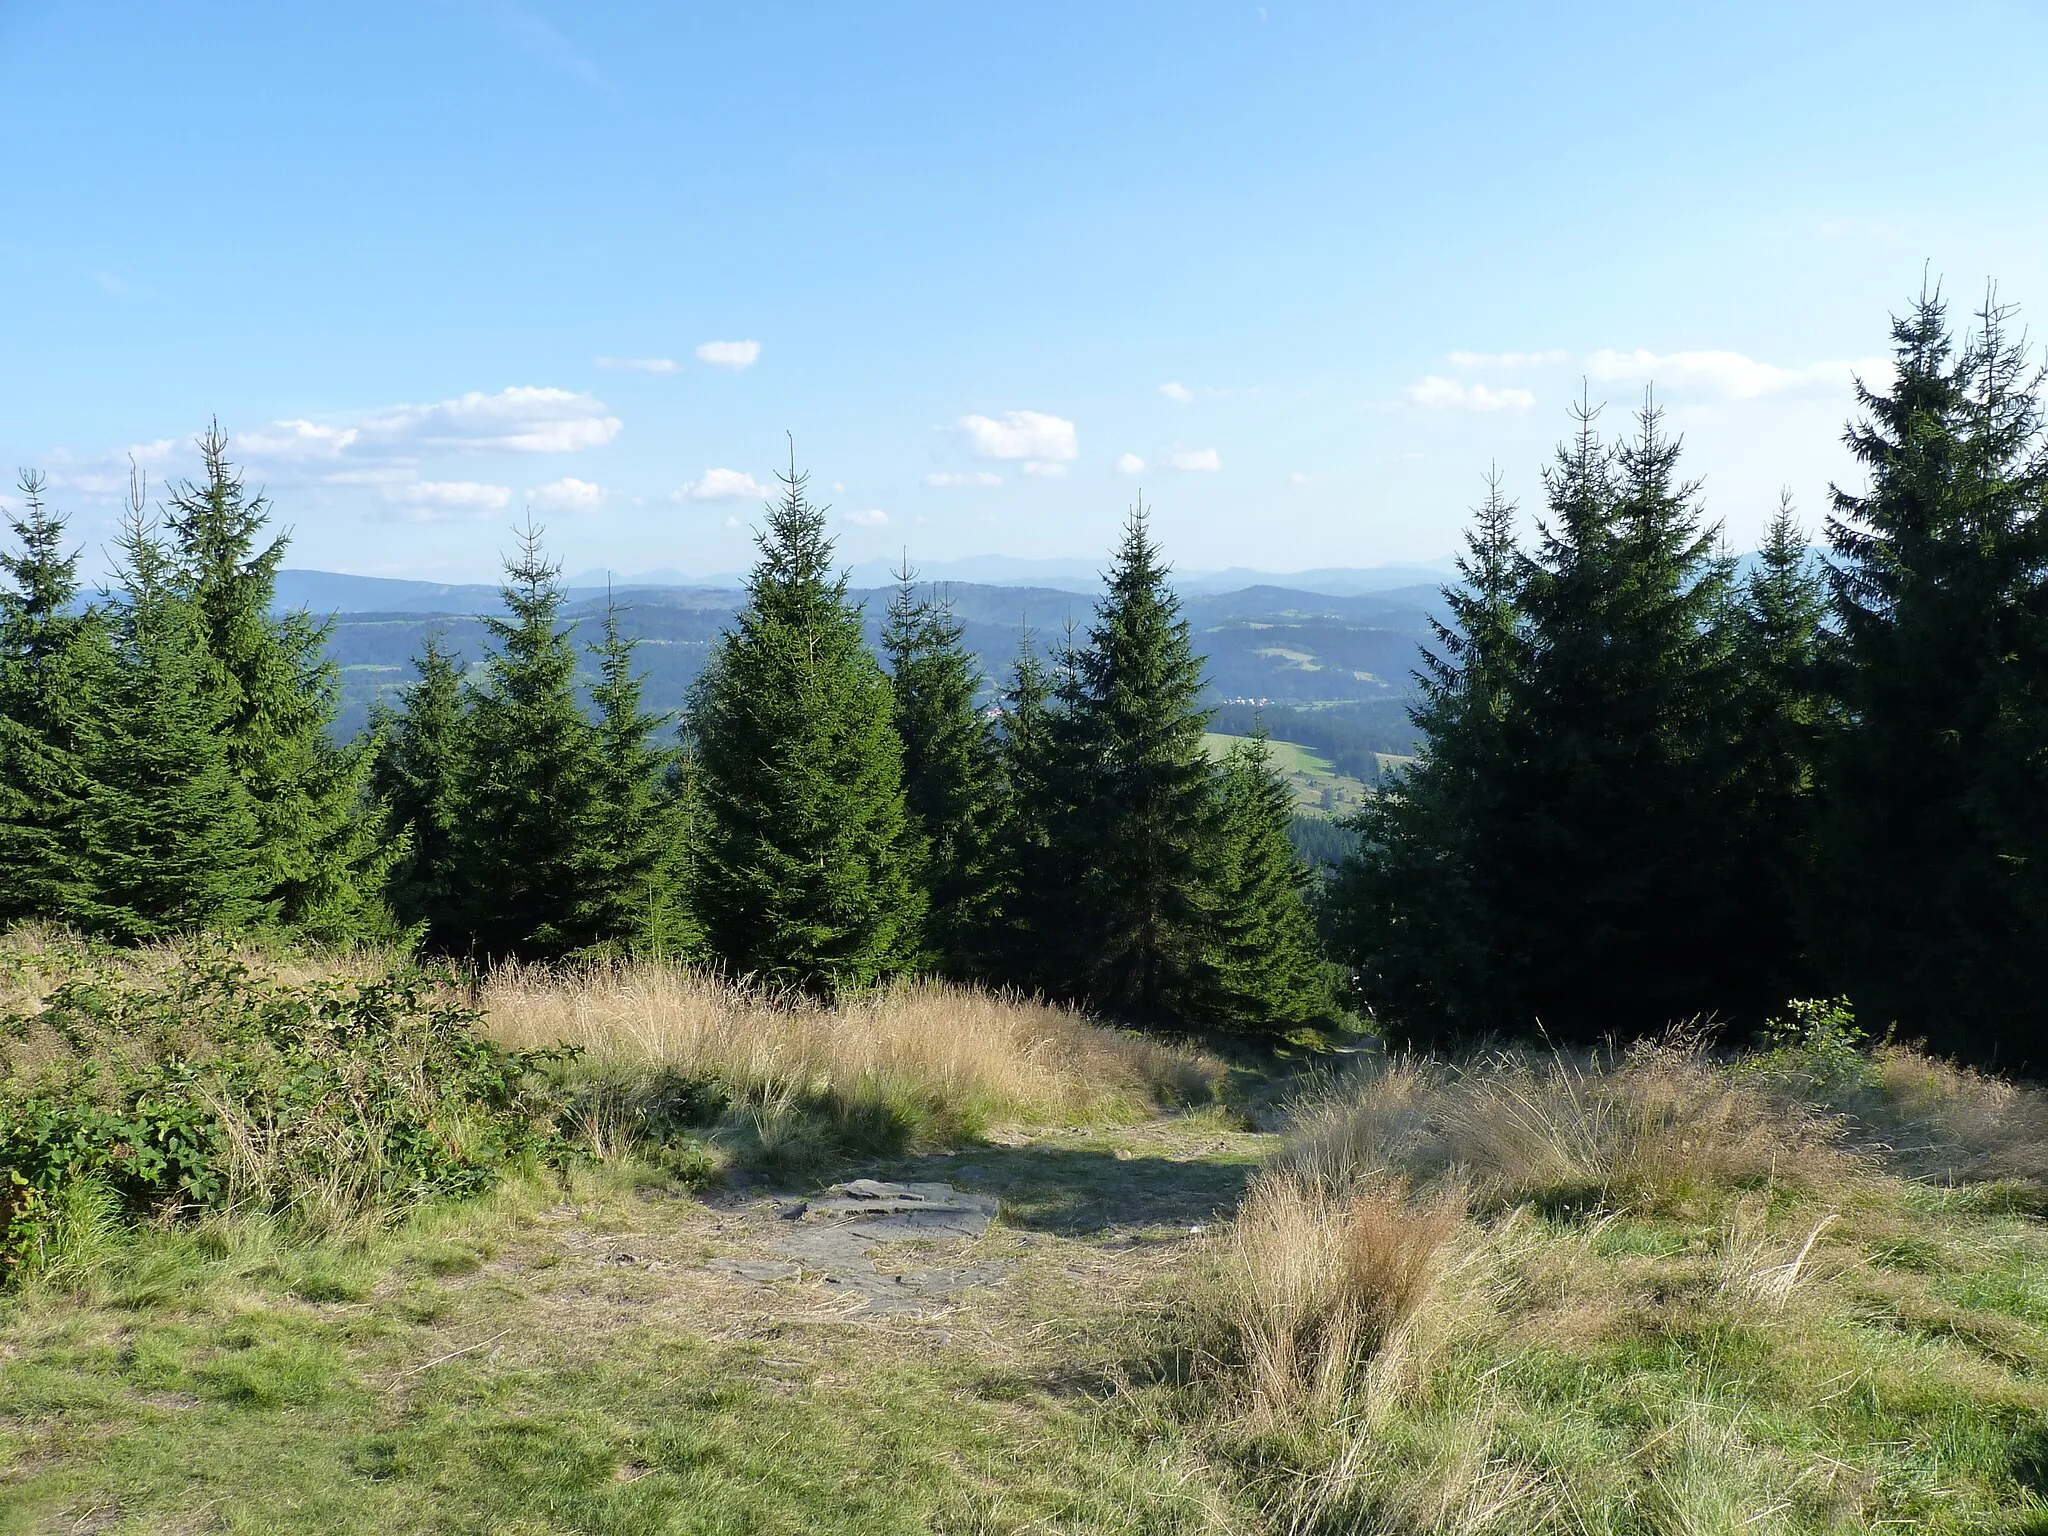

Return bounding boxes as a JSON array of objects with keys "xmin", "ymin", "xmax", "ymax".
[{"xmin": 4, "ymin": 938, "xmax": 2047, "ymax": 1533}]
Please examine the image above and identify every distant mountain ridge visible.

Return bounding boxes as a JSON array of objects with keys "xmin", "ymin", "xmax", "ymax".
[
  {"xmin": 311, "ymin": 576, "xmax": 1451, "ymax": 741},
  {"xmin": 275, "ymin": 556, "xmax": 1462, "ymax": 616}
]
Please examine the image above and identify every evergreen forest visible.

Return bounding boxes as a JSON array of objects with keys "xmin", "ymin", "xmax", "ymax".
[{"xmin": 4, "ymin": 287, "xmax": 2045, "ymax": 1066}]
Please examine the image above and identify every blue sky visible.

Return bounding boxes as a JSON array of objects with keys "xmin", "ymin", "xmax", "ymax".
[{"xmin": 4, "ymin": 1, "xmax": 2046, "ymax": 583}]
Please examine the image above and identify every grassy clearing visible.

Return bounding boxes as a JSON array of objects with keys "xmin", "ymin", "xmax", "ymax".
[
  {"xmin": 1177, "ymin": 1034, "xmax": 2048, "ymax": 1533},
  {"xmin": 6, "ymin": 930, "xmax": 2046, "ymax": 1534}
]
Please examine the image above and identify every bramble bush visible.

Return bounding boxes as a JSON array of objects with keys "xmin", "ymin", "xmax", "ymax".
[{"xmin": 0, "ymin": 951, "xmax": 570, "ymax": 1279}]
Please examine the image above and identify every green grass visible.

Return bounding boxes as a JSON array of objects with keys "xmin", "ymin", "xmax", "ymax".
[
  {"xmin": 6, "ymin": 1016, "xmax": 2048, "ymax": 1534},
  {"xmin": 0, "ymin": 1117, "xmax": 1273, "ymax": 1535}
]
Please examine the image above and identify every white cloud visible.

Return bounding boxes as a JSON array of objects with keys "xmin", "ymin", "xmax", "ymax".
[
  {"xmin": 1288, "ymin": 471, "xmax": 1313, "ymax": 484},
  {"xmin": 528, "ymin": 477, "xmax": 605, "ymax": 513},
  {"xmin": 724, "ymin": 515, "xmax": 745, "ymax": 529},
  {"xmin": 384, "ymin": 480, "xmax": 513, "ymax": 519},
  {"xmin": 696, "ymin": 339, "xmax": 761, "ymax": 370},
  {"xmin": 242, "ymin": 387, "xmax": 622, "ymax": 461},
  {"xmin": 1446, "ymin": 349, "xmax": 1566, "ymax": 369},
  {"xmin": 1404, "ymin": 376, "xmax": 1535, "ymax": 412},
  {"xmin": 239, "ymin": 420, "xmax": 360, "ymax": 459},
  {"xmin": 1167, "ymin": 447, "xmax": 1221, "ymax": 472},
  {"xmin": 1023, "ymin": 460, "xmax": 1068, "ymax": 478},
  {"xmin": 595, "ymin": 356, "xmax": 680, "ymax": 374},
  {"xmin": 1584, "ymin": 348, "xmax": 1888, "ymax": 400},
  {"xmin": 1159, "ymin": 381, "xmax": 1193, "ymax": 403},
  {"xmin": 358, "ymin": 387, "xmax": 621, "ymax": 453},
  {"xmin": 672, "ymin": 468, "xmax": 773, "ymax": 502},
  {"xmin": 957, "ymin": 410, "xmax": 1078, "ymax": 462},
  {"xmin": 926, "ymin": 471, "xmax": 1002, "ymax": 487},
  {"xmin": 42, "ymin": 438, "xmax": 185, "ymax": 497},
  {"xmin": 1117, "ymin": 453, "xmax": 1146, "ymax": 474},
  {"xmin": 844, "ymin": 508, "xmax": 888, "ymax": 527}
]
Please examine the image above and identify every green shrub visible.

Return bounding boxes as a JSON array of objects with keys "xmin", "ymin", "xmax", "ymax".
[{"xmin": 0, "ymin": 951, "xmax": 569, "ymax": 1279}]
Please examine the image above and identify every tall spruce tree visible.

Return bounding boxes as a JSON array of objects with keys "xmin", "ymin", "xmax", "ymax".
[
  {"xmin": 1336, "ymin": 403, "xmax": 1751, "ymax": 1043},
  {"xmin": 74, "ymin": 501, "xmax": 270, "ymax": 939},
  {"xmin": 1490, "ymin": 398, "xmax": 1743, "ymax": 1036},
  {"xmin": 1063, "ymin": 504, "xmax": 1220, "ymax": 1023},
  {"xmin": 1329, "ymin": 471, "xmax": 1525, "ymax": 1039},
  {"xmin": 1820, "ymin": 287, "xmax": 2048, "ymax": 1066},
  {"xmin": 449, "ymin": 523, "xmax": 604, "ymax": 958},
  {"xmin": 371, "ymin": 632, "xmax": 468, "ymax": 943},
  {"xmin": 162, "ymin": 426, "xmax": 393, "ymax": 941},
  {"xmin": 882, "ymin": 567, "xmax": 1005, "ymax": 977},
  {"xmin": 1211, "ymin": 731, "xmax": 1341, "ymax": 1034},
  {"xmin": 689, "ymin": 459, "xmax": 921, "ymax": 992},
  {"xmin": 0, "ymin": 473, "xmax": 95, "ymax": 925}
]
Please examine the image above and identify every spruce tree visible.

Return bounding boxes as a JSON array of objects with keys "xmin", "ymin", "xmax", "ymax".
[
  {"xmin": 1489, "ymin": 398, "xmax": 1744, "ymax": 1037},
  {"xmin": 371, "ymin": 632, "xmax": 468, "ymax": 943},
  {"xmin": 0, "ymin": 473, "xmax": 95, "ymax": 926},
  {"xmin": 689, "ymin": 459, "xmax": 921, "ymax": 992},
  {"xmin": 882, "ymin": 567, "xmax": 1005, "ymax": 977},
  {"xmin": 582, "ymin": 594, "xmax": 691, "ymax": 953},
  {"xmin": 1063, "ymin": 504, "xmax": 1219, "ymax": 1023},
  {"xmin": 450, "ymin": 523, "xmax": 604, "ymax": 959},
  {"xmin": 987, "ymin": 627, "xmax": 1084, "ymax": 995},
  {"xmin": 1329, "ymin": 471, "xmax": 1525, "ymax": 1039},
  {"xmin": 162, "ymin": 425, "xmax": 394, "ymax": 940},
  {"xmin": 1726, "ymin": 493, "xmax": 1827, "ymax": 1008},
  {"xmin": 1820, "ymin": 287, "xmax": 2048, "ymax": 1065},
  {"xmin": 1211, "ymin": 731, "xmax": 1340, "ymax": 1035},
  {"xmin": 74, "ymin": 501, "xmax": 269, "ymax": 939}
]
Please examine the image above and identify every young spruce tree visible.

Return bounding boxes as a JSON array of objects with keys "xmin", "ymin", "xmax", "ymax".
[
  {"xmin": 0, "ymin": 473, "xmax": 96, "ymax": 925},
  {"xmin": 582, "ymin": 595, "xmax": 691, "ymax": 954},
  {"xmin": 75, "ymin": 497, "xmax": 269, "ymax": 939},
  {"xmin": 162, "ymin": 426, "xmax": 394, "ymax": 941},
  {"xmin": 1726, "ymin": 493, "xmax": 1827, "ymax": 1009},
  {"xmin": 1211, "ymin": 731, "xmax": 1340, "ymax": 1035},
  {"xmin": 1329, "ymin": 470, "xmax": 1524, "ymax": 1041},
  {"xmin": 882, "ymin": 567, "xmax": 1005, "ymax": 977},
  {"xmin": 371, "ymin": 631, "xmax": 468, "ymax": 943},
  {"xmin": 690, "ymin": 459, "xmax": 921, "ymax": 992},
  {"xmin": 987, "ymin": 627, "xmax": 1084, "ymax": 994},
  {"xmin": 450, "ymin": 523, "xmax": 603, "ymax": 958},
  {"xmin": 1063, "ymin": 504, "xmax": 1220, "ymax": 1023}
]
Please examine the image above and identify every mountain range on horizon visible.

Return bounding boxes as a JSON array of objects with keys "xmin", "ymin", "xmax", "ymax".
[{"xmin": 273, "ymin": 555, "xmax": 1464, "ymax": 616}]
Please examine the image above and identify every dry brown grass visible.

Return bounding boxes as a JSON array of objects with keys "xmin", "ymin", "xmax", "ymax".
[
  {"xmin": 1220, "ymin": 1170, "xmax": 1465, "ymax": 1428},
  {"xmin": 1840, "ymin": 1045, "xmax": 2048, "ymax": 1187},
  {"xmin": 1279, "ymin": 1036, "xmax": 1854, "ymax": 1215},
  {"xmin": 476, "ymin": 959, "xmax": 1220, "ymax": 1136}
]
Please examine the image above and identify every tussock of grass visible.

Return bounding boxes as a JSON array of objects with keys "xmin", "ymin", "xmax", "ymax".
[
  {"xmin": 1218, "ymin": 1171, "xmax": 1464, "ymax": 1428},
  {"xmin": 1186, "ymin": 1036, "xmax": 2048, "ymax": 1534},
  {"xmin": 480, "ymin": 960, "xmax": 1221, "ymax": 1169}
]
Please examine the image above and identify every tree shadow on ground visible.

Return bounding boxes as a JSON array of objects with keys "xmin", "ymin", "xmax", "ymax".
[{"xmin": 873, "ymin": 1139, "xmax": 1264, "ymax": 1236}]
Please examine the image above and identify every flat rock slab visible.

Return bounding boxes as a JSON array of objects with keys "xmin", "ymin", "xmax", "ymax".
[{"xmin": 768, "ymin": 1180, "xmax": 999, "ymax": 1262}]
